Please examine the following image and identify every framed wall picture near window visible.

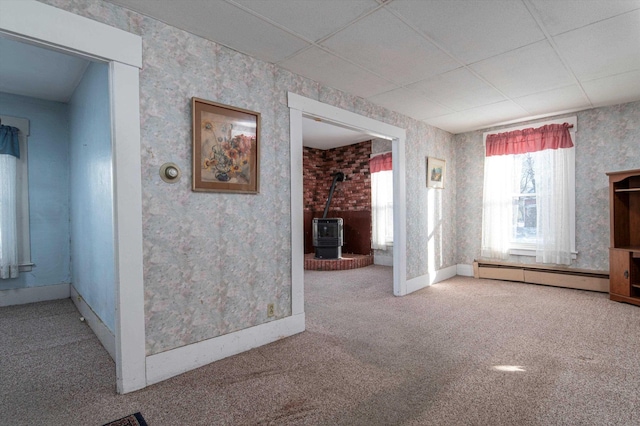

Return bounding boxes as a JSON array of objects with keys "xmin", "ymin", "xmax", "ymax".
[
  {"xmin": 192, "ymin": 97, "xmax": 260, "ymax": 193},
  {"xmin": 427, "ymin": 157, "xmax": 445, "ymax": 189}
]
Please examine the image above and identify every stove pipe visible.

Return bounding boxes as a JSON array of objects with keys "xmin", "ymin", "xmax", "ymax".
[{"xmin": 322, "ymin": 172, "xmax": 345, "ymax": 218}]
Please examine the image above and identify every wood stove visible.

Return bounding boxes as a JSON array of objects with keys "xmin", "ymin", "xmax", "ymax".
[
  {"xmin": 312, "ymin": 218, "xmax": 343, "ymax": 259},
  {"xmin": 313, "ymin": 171, "xmax": 345, "ymax": 259}
]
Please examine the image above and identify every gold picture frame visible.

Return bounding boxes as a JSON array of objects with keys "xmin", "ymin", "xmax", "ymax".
[
  {"xmin": 192, "ymin": 97, "xmax": 260, "ymax": 193},
  {"xmin": 427, "ymin": 157, "xmax": 445, "ymax": 189}
]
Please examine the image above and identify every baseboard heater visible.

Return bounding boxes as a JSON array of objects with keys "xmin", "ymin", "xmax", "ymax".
[{"xmin": 473, "ymin": 260, "xmax": 609, "ymax": 293}]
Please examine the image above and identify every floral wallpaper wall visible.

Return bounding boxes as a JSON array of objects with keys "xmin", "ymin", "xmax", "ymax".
[
  {"xmin": 41, "ymin": 0, "xmax": 458, "ymax": 355},
  {"xmin": 455, "ymin": 101, "xmax": 640, "ymax": 271}
]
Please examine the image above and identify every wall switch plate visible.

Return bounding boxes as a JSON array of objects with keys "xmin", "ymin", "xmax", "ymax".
[{"xmin": 267, "ymin": 303, "xmax": 275, "ymax": 317}]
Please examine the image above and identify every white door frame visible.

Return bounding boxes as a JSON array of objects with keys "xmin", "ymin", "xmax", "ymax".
[
  {"xmin": 288, "ymin": 93, "xmax": 407, "ymax": 303},
  {"xmin": 0, "ymin": 0, "xmax": 146, "ymax": 393}
]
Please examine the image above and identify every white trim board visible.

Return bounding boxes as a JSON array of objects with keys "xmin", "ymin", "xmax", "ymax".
[
  {"xmin": 146, "ymin": 313, "xmax": 306, "ymax": 385},
  {"xmin": 457, "ymin": 264, "xmax": 475, "ymax": 277},
  {"xmin": 287, "ymin": 92, "xmax": 408, "ymax": 296},
  {"xmin": 405, "ymin": 265, "xmax": 458, "ymax": 294},
  {"xmin": 0, "ymin": 0, "xmax": 141, "ymax": 67},
  {"xmin": 0, "ymin": 283, "xmax": 70, "ymax": 307},
  {"xmin": 71, "ymin": 286, "xmax": 116, "ymax": 361}
]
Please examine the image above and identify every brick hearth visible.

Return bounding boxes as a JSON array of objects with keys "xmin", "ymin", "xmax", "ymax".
[{"xmin": 304, "ymin": 253, "xmax": 373, "ymax": 271}]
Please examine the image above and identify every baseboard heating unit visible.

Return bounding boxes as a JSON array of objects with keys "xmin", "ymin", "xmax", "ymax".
[{"xmin": 473, "ymin": 260, "xmax": 609, "ymax": 293}]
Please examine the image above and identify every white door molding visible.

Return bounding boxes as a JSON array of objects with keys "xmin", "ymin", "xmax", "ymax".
[
  {"xmin": 287, "ymin": 93, "xmax": 407, "ymax": 296},
  {"xmin": 0, "ymin": 0, "xmax": 146, "ymax": 393}
]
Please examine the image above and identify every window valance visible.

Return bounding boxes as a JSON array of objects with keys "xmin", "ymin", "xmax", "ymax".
[
  {"xmin": 369, "ymin": 152, "xmax": 392, "ymax": 173},
  {"xmin": 486, "ymin": 123, "xmax": 573, "ymax": 157},
  {"xmin": 0, "ymin": 125, "xmax": 20, "ymax": 158}
]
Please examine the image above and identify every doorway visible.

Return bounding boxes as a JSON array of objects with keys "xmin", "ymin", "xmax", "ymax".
[
  {"xmin": 0, "ymin": 1, "xmax": 145, "ymax": 393},
  {"xmin": 301, "ymin": 119, "xmax": 377, "ymax": 269},
  {"xmin": 288, "ymin": 93, "xmax": 408, "ymax": 324}
]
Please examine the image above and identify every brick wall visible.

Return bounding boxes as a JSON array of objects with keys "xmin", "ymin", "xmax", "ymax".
[
  {"xmin": 303, "ymin": 141, "xmax": 372, "ymax": 255},
  {"xmin": 303, "ymin": 141, "xmax": 372, "ymax": 212}
]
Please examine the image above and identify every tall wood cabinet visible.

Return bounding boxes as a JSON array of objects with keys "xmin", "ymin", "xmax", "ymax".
[{"xmin": 607, "ymin": 169, "xmax": 640, "ymax": 306}]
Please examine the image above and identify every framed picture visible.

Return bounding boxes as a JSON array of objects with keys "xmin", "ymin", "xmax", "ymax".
[
  {"xmin": 192, "ymin": 97, "xmax": 260, "ymax": 193},
  {"xmin": 427, "ymin": 157, "xmax": 445, "ymax": 189}
]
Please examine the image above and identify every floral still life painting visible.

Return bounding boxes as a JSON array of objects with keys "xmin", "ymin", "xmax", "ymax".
[{"xmin": 192, "ymin": 98, "xmax": 260, "ymax": 193}]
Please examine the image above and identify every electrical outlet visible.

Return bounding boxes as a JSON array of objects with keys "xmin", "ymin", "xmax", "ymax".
[{"xmin": 267, "ymin": 303, "xmax": 275, "ymax": 318}]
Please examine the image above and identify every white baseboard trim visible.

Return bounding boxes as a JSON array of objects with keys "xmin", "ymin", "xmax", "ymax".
[
  {"xmin": 406, "ymin": 273, "xmax": 431, "ymax": 294},
  {"xmin": 433, "ymin": 264, "xmax": 458, "ymax": 284},
  {"xmin": 70, "ymin": 286, "xmax": 116, "ymax": 361},
  {"xmin": 146, "ymin": 312, "xmax": 306, "ymax": 386},
  {"xmin": 457, "ymin": 264, "xmax": 474, "ymax": 277},
  {"xmin": 405, "ymin": 264, "xmax": 458, "ymax": 294},
  {"xmin": 374, "ymin": 255, "xmax": 393, "ymax": 266},
  {"xmin": 0, "ymin": 283, "xmax": 70, "ymax": 307}
]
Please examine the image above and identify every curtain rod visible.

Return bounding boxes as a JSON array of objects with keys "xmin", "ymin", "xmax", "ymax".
[{"xmin": 489, "ymin": 122, "xmax": 574, "ymax": 136}]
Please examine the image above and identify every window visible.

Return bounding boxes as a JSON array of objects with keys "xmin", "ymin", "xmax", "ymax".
[
  {"xmin": 370, "ymin": 152, "xmax": 393, "ymax": 250},
  {"xmin": 0, "ymin": 115, "xmax": 31, "ymax": 278},
  {"xmin": 481, "ymin": 118, "xmax": 576, "ymax": 265}
]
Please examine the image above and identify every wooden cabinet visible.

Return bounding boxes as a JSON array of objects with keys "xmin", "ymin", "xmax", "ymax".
[{"xmin": 607, "ymin": 169, "xmax": 640, "ymax": 306}]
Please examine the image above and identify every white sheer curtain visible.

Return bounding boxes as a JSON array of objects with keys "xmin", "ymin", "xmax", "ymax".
[
  {"xmin": 371, "ymin": 169, "xmax": 393, "ymax": 250},
  {"xmin": 481, "ymin": 122, "xmax": 574, "ymax": 265},
  {"xmin": 533, "ymin": 147, "xmax": 573, "ymax": 265},
  {"xmin": 0, "ymin": 154, "xmax": 19, "ymax": 279},
  {"xmin": 481, "ymin": 154, "xmax": 515, "ymax": 259},
  {"xmin": 1, "ymin": 124, "xmax": 20, "ymax": 279}
]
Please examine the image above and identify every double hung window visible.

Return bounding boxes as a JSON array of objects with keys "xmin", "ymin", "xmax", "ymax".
[
  {"xmin": 370, "ymin": 152, "xmax": 393, "ymax": 250},
  {"xmin": 0, "ymin": 116, "xmax": 31, "ymax": 279},
  {"xmin": 481, "ymin": 118, "xmax": 576, "ymax": 265}
]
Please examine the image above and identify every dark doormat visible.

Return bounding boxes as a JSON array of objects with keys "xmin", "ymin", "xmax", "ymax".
[{"xmin": 102, "ymin": 412, "xmax": 148, "ymax": 426}]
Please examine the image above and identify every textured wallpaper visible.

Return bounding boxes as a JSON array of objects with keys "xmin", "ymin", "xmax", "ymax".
[
  {"xmin": 42, "ymin": 0, "xmax": 458, "ymax": 354},
  {"xmin": 455, "ymin": 101, "xmax": 640, "ymax": 271}
]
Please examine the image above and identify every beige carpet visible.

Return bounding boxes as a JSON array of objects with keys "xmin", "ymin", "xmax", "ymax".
[{"xmin": 2, "ymin": 266, "xmax": 640, "ymax": 425}]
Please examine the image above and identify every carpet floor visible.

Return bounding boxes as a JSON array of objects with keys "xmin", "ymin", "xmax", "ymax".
[{"xmin": 2, "ymin": 265, "xmax": 640, "ymax": 425}]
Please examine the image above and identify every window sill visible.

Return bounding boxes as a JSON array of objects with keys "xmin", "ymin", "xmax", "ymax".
[
  {"xmin": 19, "ymin": 262, "xmax": 34, "ymax": 272},
  {"xmin": 509, "ymin": 248, "xmax": 577, "ymax": 259}
]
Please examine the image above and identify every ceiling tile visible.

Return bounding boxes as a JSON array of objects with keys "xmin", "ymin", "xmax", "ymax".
[
  {"xmin": 233, "ymin": 0, "xmax": 379, "ymax": 42},
  {"xmin": 407, "ymin": 68, "xmax": 506, "ymax": 111},
  {"xmin": 321, "ymin": 8, "xmax": 459, "ymax": 85},
  {"xmin": 367, "ymin": 88, "xmax": 454, "ymax": 120},
  {"xmin": 100, "ymin": 0, "xmax": 640, "ymax": 134},
  {"xmin": 426, "ymin": 101, "xmax": 529, "ymax": 134},
  {"xmin": 108, "ymin": 0, "xmax": 309, "ymax": 63},
  {"xmin": 470, "ymin": 40, "xmax": 575, "ymax": 98},
  {"xmin": 554, "ymin": 9, "xmax": 640, "ymax": 82},
  {"xmin": 513, "ymin": 85, "xmax": 591, "ymax": 115},
  {"xmin": 582, "ymin": 70, "xmax": 640, "ymax": 106},
  {"xmin": 280, "ymin": 46, "xmax": 396, "ymax": 99},
  {"xmin": 528, "ymin": 0, "xmax": 640, "ymax": 36},
  {"xmin": 388, "ymin": 0, "xmax": 545, "ymax": 65}
]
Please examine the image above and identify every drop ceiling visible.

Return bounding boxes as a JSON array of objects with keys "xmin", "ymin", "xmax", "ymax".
[
  {"xmin": 104, "ymin": 0, "xmax": 640, "ymax": 134},
  {"xmin": 2, "ymin": 1, "xmax": 638, "ymax": 138}
]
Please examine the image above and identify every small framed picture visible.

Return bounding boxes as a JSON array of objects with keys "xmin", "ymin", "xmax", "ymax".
[
  {"xmin": 427, "ymin": 157, "xmax": 445, "ymax": 189},
  {"xmin": 192, "ymin": 97, "xmax": 260, "ymax": 193}
]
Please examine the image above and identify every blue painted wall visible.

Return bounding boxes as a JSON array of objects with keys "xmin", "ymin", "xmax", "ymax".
[
  {"xmin": 68, "ymin": 62, "xmax": 115, "ymax": 332},
  {"xmin": 0, "ymin": 93, "xmax": 71, "ymax": 290}
]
